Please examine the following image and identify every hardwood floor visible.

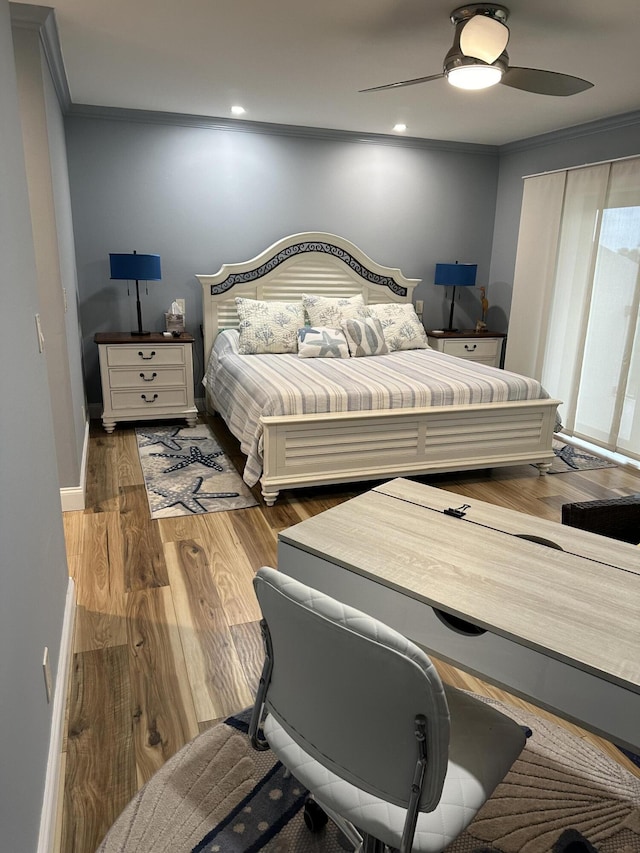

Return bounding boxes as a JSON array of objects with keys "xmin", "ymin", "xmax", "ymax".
[{"xmin": 59, "ymin": 417, "xmax": 640, "ymax": 853}]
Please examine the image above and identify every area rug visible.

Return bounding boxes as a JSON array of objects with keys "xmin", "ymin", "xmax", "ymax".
[
  {"xmin": 97, "ymin": 701, "xmax": 640, "ymax": 853},
  {"xmin": 136, "ymin": 424, "xmax": 257, "ymax": 518},
  {"xmin": 545, "ymin": 439, "xmax": 618, "ymax": 474}
]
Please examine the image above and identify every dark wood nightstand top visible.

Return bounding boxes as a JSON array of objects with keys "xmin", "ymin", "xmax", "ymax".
[
  {"xmin": 426, "ymin": 329, "xmax": 507, "ymax": 339},
  {"xmin": 94, "ymin": 332, "xmax": 195, "ymax": 345}
]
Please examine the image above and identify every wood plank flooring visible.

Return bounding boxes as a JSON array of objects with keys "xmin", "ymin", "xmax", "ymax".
[{"xmin": 59, "ymin": 417, "xmax": 640, "ymax": 853}]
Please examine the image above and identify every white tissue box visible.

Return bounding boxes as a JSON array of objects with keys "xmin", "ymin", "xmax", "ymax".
[{"xmin": 165, "ymin": 313, "xmax": 185, "ymax": 333}]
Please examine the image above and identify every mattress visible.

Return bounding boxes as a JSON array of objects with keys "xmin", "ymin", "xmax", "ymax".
[{"xmin": 204, "ymin": 330, "xmax": 549, "ymax": 487}]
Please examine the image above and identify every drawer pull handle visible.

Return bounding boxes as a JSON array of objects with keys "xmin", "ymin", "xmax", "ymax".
[
  {"xmin": 138, "ymin": 350, "xmax": 156, "ymax": 360},
  {"xmin": 433, "ymin": 608, "xmax": 486, "ymax": 636},
  {"xmin": 464, "ymin": 343, "xmax": 477, "ymax": 351},
  {"xmin": 141, "ymin": 393, "xmax": 158, "ymax": 403},
  {"xmin": 140, "ymin": 372, "xmax": 157, "ymax": 382},
  {"xmin": 514, "ymin": 533, "xmax": 563, "ymax": 550}
]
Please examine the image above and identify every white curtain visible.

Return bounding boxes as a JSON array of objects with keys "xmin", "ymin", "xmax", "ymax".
[
  {"xmin": 504, "ymin": 171, "xmax": 566, "ymax": 378},
  {"xmin": 507, "ymin": 157, "xmax": 640, "ymax": 460}
]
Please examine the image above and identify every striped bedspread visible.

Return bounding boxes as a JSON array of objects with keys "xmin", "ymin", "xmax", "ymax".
[{"xmin": 205, "ymin": 330, "xmax": 549, "ymax": 487}]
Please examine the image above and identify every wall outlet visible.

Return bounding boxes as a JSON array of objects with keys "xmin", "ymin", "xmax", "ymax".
[
  {"xmin": 175, "ymin": 298, "xmax": 186, "ymax": 316},
  {"xmin": 42, "ymin": 647, "xmax": 52, "ymax": 704},
  {"xmin": 415, "ymin": 300, "xmax": 424, "ymax": 315}
]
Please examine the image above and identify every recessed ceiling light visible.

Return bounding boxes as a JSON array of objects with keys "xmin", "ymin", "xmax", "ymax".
[
  {"xmin": 231, "ymin": 105, "xmax": 246, "ymax": 116},
  {"xmin": 393, "ymin": 123, "xmax": 407, "ymax": 132}
]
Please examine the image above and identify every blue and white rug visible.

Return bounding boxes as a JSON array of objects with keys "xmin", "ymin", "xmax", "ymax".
[
  {"xmin": 549, "ymin": 439, "xmax": 617, "ymax": 473},
  {"xmin": 136, "ymin": 423, "xmax": 257, "ymax": 518}
]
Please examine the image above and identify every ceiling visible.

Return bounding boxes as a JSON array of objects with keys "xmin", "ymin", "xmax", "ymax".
[{"xmin": 19, "ymin": 0, "xmax": 640, "ymax": 146}]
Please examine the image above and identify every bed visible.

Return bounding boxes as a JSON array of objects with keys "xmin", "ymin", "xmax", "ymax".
[{"xmin": 198, "ymin": 232, "xmax": 560, "ymax": 505}]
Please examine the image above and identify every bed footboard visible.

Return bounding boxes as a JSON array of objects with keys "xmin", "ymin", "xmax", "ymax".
[{"xmin": 259, "ymin": 398, "xmax": 560, "ymax": 505}]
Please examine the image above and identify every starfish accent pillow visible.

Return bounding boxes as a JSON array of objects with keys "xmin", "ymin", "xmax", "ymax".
[{"xmin": 297, "ymin": 326, "xmax": 350, "ymax": 358}]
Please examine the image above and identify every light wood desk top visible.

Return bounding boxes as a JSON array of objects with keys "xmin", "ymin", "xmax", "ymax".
[{"xmin": 279, "ymin": 478, "xmax": 640, "ymax": 696}]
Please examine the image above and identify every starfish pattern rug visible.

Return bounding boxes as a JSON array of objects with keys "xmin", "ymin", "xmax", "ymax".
[
  {"xmin": 548, "ymin": 439, "xmax": 618, "ymax": 473},
  {"xmin": 135, "ymin": 423, "xmax": 257, "ymax": 518}
]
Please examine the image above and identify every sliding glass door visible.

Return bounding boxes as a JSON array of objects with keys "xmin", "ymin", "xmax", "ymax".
[{"xmin": 538, "ymin": 158, "xmax": 640, "ymax": 460}]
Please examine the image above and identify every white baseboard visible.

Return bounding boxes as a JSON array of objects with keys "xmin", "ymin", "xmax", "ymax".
[
  {"xmin": 60, "ymin": 419, "xmax": 89, "ymax": 512},
  {"xmin": 59, "ymin": 485, "xmax": 85, "ymax": 512},
  {"xmin": 38, "ymin": 577, "xmax": 76, "ymax": 853}
]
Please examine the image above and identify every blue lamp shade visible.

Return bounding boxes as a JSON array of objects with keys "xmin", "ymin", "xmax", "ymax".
[
  {"xmin": 434, "ymin": 263, "xmax": 477, "ymax": 287},
  {"xmin": 109, "ymin": 252, "xmax": 161, "ymax": 336},
  {"xmin": 109, "ymin": 253, "xmax": 161, "ymax": 281}
]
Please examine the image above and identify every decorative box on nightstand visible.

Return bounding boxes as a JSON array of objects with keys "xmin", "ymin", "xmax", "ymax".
[
  {"xmin": 94, "ymin": 332, "xmax": 198, "ymax": 433},
  {"xmin": 426, "ymin": 329, "xmax": 507, "ymax": 368}
]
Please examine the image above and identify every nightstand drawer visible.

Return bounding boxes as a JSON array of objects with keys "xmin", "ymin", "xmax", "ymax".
[
  {"xmin": 107, "ymin": 367, "xmax": 187, "ymax": 389},
  {"xmin": 440, "ymin": 338, "xmax": 499, "ymax": 360},
  {"xmin": 105, "ymin": 344, "xmax": 186, "ymax": 367},
  {"xmin": 110, "ymin": 388, "xmax": 188, "ymax": 411},
  {"xmin": 95, "ymin": 333, "xmax": 198, "ymax": 433}
]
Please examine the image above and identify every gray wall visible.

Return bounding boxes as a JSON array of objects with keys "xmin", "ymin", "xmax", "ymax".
[
  {"xmin": 43, "ymin": 34, "xmax": 87, "ymax": 477},
  {"xmin": 0, "ymin": 1, "xmax": 69, "ymax": 849},
  {"xmin": 13, "ymin": 16, "xmax": 86, "ymax": 489},
  {"xmin": 64, "ymin": 113, "xmax": 500, "ymax": 405},
  {"xmin": 489, "ymin": 113, "xmax": 640, "ymax": 324}
]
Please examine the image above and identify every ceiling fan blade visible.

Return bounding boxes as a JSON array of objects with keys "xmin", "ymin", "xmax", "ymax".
[
  {"xmin": 459, "ymin": 15, "xmax": 509, "ymax": 64},
  {"xmin": 501, "ymin": 66, "xmax": 593, "ymax": 96},
  {"xmin": 359, "ymin": 73, "xmax": 444, "ymax": 93}
]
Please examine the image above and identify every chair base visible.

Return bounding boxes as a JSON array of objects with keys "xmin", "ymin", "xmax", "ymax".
[{"xmin": 311, "ymin": 796, "xmax": 385, "ymax": 853}]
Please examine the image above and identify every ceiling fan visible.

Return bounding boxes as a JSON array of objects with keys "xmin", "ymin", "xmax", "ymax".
[{"xmin": 361, "ymin": 4, "xmax": 593, "ymax": 96}]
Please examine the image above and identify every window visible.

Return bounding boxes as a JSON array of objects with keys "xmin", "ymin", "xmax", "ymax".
[{"xmin": 507, "ymin": 157, "xmax": 640, "ymax": 460}]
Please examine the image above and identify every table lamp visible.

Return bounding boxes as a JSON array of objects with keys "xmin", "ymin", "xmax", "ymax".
[
  {"xmin": 434, "ymin": 262, "xmax": 477, "ymax": 331},
  {"xmin": 109, "ymin": 251, "xmax": 162, "ymax": 336}
]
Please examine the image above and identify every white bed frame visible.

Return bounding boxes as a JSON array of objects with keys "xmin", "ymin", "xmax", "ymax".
[{"xmin": 198, "ymin": 232, "xmax": 559, "ymax": 505}]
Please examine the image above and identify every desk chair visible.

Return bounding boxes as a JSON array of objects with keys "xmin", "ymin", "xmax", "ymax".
[{"xmin": 249, "ymin": 566, "xmax": 526, "ymax": 853}]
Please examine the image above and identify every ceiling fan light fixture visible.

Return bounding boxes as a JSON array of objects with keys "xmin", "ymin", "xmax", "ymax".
[
  {"xmin": 459, "ymin": 13, "xmax": 509, "ymax": 64},
  {"xmin": 447, "ymin": 62, "xmax": 503, "ymax": 90}
]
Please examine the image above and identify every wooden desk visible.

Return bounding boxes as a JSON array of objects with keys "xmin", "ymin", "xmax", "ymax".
[{"xmin": 278, "ymin": 478, "xmax": 640, "ymax": 751}]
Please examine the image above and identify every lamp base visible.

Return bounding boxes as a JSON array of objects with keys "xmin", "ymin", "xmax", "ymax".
[{"xmin": 131, "ymin": 329, "xmax": 151, "ymax": 336}]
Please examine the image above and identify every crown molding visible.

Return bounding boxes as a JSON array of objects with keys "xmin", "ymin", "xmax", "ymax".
[
  {"xmin": 499, "ymin": 109, "xmax": 640, "ymax": 155},
  {"xmin": 10, "ymin": 3, "xmax": 71, "ymax": 112},
  {"xmin": 65, "ymin": 103, "xmax": 499, "ymax": 156}
]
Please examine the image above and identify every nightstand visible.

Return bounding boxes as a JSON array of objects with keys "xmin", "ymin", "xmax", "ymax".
[
  {"xmin": 94, "ymin": 332, "xmax": 198, "ymax": 433},
  {"xmin": 426, "ymin": 329, "xmax": 507, "ymax": 368}
]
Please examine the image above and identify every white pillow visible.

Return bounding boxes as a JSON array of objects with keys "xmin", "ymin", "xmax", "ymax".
[
  {"xmin": 297, "ymin": 326, "xmax": 350, "ymax": 358},
  {"xmin": 340, "ymin": 317, "xmax": 389, "ymax": 357},
  {"xmin": 303, "ymin": 293, "xmax": 369, "ymax": 328},
  {"xmin": 367, "ymin": 303, "xmax": 429, "ymax": 352},
  {"xmin": 235, "ymin": 297, "xmax": 304, "ymax": 354}
]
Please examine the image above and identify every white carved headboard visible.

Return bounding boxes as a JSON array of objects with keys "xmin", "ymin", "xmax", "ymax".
[{"xmin": 197, "ymin": 231, "xmax": 421, "ymax": 363}]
